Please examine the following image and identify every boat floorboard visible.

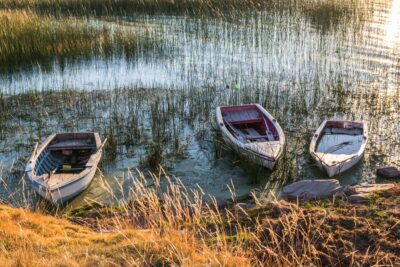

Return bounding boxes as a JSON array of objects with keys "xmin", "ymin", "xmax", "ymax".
[{"xmin": 316, "ymin": 134, "xmax": 363, "ymax": 155}]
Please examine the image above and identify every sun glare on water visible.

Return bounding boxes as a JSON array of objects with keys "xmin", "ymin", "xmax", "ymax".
[{"xmin": 385, "ymin": 0, "xmax": 400, "ymax": 47}]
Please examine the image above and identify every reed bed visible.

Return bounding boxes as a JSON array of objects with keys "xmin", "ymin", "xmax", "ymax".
[
  {"xmin": 0, "ymin": 10, "xmax": 145, "ymax": 72},
  {"xmin": 1, "ymin": 0, "xmax": 274, "ymax": 16},
  {"xmin": 0, "ymin": 80, "xmax": 398, "ymax": 206},
  {"xmin": 0, "ymin": 0, "xmax": 371, "ymax": 26},
  {"xmin": 297, "ymin": 0, "xmax": 372, "ymax": 31}
]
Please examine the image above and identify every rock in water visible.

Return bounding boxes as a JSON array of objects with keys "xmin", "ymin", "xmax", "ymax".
[
  {"xmin": 377, "ymin": 166, "xmax": 400, "ymax": 179},
  {"xmin": 282, "ymin": 179, "xmax": 343, "ymax": 201}
]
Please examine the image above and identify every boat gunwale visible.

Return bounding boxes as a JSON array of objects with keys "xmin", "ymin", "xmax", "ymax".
[
  {"xmin": 26, "ymin": 132, "xmax": 103, "ymax": 191},
  {"xmin": 216, "ymin": 104, "xmax": 285, "ymax": 162}
]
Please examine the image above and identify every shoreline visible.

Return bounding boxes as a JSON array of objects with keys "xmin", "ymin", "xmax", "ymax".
[{"xmin": 1, "ymin": 182, "xmax": 398, "ymax": 266}]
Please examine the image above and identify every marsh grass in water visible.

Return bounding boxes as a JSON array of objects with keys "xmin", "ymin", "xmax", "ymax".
[
  {"xmin": 0, "ymin": 0, "xmax": 371, "ymax": 28},
  {"xmin": 0, "ymin": 79, "xmax": 398, "ymax": 205},
  {"xmin": 288, "ymin": 0, "xmax": 371, "ymax": 31},
  {"xmin": 0, "ymin": 10, "xmax": 148, "ymax": 72},
  {"xmin": 0, "ymin": 0, "xmax": 279, "ymax": 16}
]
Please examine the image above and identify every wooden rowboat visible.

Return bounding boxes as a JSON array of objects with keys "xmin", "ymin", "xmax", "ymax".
[
  {"xmin": 310, "ymin": 120, "xmax": 368, "ymax": 177},
  {"xmin": 25, "ymin": 132, "xmax": 105, "ymax": 205},
  {"xmin": 216, "ymin": 104, "xmax": 285, "ymax": 170}
]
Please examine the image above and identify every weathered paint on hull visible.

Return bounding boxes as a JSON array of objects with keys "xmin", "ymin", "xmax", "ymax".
[
  {"xmin": 222, "ymin": 135, "xmax": 277, "ymax": 170},
  {"xmin": 316, "ymin": 155, "xmax": 363, "ymax": 177},
  {"xmin": 32, "ymin": 167, "xmax": 96, "ymax": 205}
]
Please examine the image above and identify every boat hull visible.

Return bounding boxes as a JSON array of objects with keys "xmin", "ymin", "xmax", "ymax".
[
  {"xmin": 216, "ymin": 104, "xmax": 285, "ymax": 170},
  {"xmin": 314, "ymin": 154, "xmax": 363, "ymax": 177},
  {"xmin": 221, "ymin": 134, "xmax": 277, "ymax": 169},
  {"xmin": 310, "ymin": 120, "xmax": 367, "ymax": 177},
  {"xmin": 30, "ymin": 166, "xmax": 97, "ymax": 205},
  {"xmin": 26, "ymin": 132, "xmax": 103, "ymax": 205}
]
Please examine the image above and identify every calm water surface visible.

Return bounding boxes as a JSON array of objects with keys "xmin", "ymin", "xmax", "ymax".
[{"xmin": 0, "ymin": 0, "xmax": 399, "ymax": 208}]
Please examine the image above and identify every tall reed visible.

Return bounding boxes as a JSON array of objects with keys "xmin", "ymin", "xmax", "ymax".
[
  {"xmin": 0, "ymin": 10, "xmax": 143, "ymax": 72},
  {"xmin": 0, "ymin": 0, "xmax": 371, "ymax": 24}
]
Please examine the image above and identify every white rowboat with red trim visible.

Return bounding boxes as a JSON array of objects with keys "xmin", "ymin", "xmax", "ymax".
[
  {"xmin": 216, "ymin": 104, "xmax": 285, "ymax": 170},
  {"xmin": 310, "ymin": 120, "xmax": 368, "ymax": 177},
  {"xmin": 25, "ymin": 132, "xmax": 105, "ymax": 205}
]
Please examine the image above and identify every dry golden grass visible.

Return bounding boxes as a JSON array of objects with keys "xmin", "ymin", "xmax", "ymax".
[
  {"xmin": 1, "ymin": 169, "xmax": 399, "ymax": 266},
  {"xmin": 70, "ymin": 170, "xmax": 400, "ymax": 266},
  {"xmin": 0, "ymin": 204, "xmax": 248, "ymax": 266}
]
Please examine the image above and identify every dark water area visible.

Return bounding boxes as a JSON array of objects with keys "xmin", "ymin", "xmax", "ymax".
[{"xmin": 0, "ymin": 0, "xmax": 399, "ymax": 208}]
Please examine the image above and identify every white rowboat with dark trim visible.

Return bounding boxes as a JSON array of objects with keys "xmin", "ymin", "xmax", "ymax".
[
  {"xmin": 310, "ymin": 120, "xmax": 368, "ymax": 177},
  {"xmin": 216, "ymin": 104, "xmax": 285, "ymax": 170},
  {"xmin": 25, "ymin": 132, "xmax": 104, "ymax": 205}
]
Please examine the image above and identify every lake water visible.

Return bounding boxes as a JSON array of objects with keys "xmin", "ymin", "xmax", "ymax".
[{"xmin": 0, "ymin": 0, "xmax": 399, "ymax": 208}]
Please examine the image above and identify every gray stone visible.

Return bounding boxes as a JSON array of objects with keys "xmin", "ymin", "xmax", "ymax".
[
  {"xmin": 351, "ymin": 183, "xmax": 395, "ymax": 194},
  {"xmin": 377, "ymin": 166, "xmax": 400, "ymax": 179},
  {"xmin": 282, "ymin": 179, "xmax": 343, "ymax": 200},
  {"xmin": 347, "ymin": 193, "xmax": 371, "ymax": 203},
  {"xmin": 345, "ymin": 183, "xmax": 395, "ymax": 202}
]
